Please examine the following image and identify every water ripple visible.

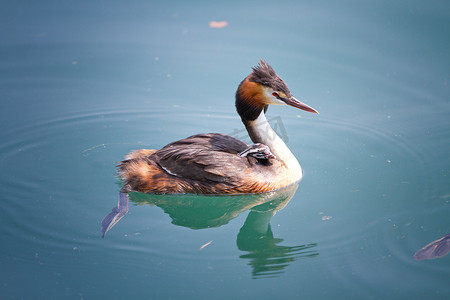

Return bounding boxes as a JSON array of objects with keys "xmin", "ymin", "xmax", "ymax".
[{"xmin": 287, "ymin": 113, "xmax": 450, "ymax": 296}]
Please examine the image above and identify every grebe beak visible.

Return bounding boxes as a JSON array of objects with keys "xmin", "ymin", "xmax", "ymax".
[{"xmin": 283, "ymin": 96, "xmax": 319, "ymax": 114}]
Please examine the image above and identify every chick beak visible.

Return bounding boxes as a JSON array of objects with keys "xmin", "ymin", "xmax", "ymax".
[{"xmin": 283, "ymin": 96, "xmax": 319, "ymax": 114}]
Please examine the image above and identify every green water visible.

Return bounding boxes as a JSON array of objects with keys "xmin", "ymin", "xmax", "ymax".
[{"xmin": 1, "ymin": 1, "xmax": 449, "ymax": 299}]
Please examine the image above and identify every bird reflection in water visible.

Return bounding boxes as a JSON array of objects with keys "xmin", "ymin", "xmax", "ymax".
[
  {"xmin": 102, "ymin": 183, "xmax": 318, "ymax": 278},
  {"xmin": 237, "ymin": 199, "xmax": 318, "ymax": 279}
]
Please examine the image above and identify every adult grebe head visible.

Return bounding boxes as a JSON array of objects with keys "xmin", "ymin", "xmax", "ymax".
[{"xmin": 235, "ymin": 59, "xmax": 318, "ymax": 121}]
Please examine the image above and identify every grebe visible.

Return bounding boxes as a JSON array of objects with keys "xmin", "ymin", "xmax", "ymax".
[
  {"xmin": 119, "ymin": 59, "xmax": 318, "ymax": 194},
  {"xmin": 101, "ymin": 60, "xmax": 318, "ymax": 236}
]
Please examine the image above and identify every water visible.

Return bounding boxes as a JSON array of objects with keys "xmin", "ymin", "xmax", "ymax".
[{"xmin": 1, "ymin": 1, "xmax": 449, "ymax": 299}]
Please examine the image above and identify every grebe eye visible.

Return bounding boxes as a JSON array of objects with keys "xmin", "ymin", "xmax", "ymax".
[{"xmin": 272, "ymin": 92, "xmax": 279, "ymax": 98}]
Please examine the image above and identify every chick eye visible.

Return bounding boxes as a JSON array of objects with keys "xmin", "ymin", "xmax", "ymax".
[{"xmin": 272, "ymin": 92, "xmax": 279, "ymax": 98}]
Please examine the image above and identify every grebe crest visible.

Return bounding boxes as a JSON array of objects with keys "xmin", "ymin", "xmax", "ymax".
[{"xmin": 236, "ymin": 59, "xmax": 317, "ymax": 122}]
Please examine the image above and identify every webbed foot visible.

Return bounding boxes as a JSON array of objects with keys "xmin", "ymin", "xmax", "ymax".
[
  {"xmin": 414, "ymin": 233, "xmax": 450, "ymax": 260},
  {"xmin": 101, "ymin": 185, "xmax": 131, "ymax": 238}
]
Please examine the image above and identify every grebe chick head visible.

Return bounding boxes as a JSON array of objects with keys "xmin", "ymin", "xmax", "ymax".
[
  {"xmin": 235, "ymin": 59, "xmax": 318, "ymax": 121},
  {"xmin": 238, "ymin": 143, "xmax": 276, "ymax": 161}
]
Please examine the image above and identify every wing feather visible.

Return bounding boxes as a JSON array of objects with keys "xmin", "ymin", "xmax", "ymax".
[{"xmin": 154, "ymin": 133, "xmax": 251, "ymax": 184}]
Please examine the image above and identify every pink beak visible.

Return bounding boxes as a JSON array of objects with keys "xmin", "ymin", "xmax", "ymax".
[{"xmin": 283, "ymin": 96, "xmax": 319, "ymax": 114}]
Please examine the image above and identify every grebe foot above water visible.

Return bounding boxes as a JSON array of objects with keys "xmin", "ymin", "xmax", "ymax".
[
  {"xmin": 101, "ymin": 184, "xmax": 130, "ymax": 238},
  {"xmin": 414, "ymin": 233, "xmax": 450, "ymax": 260},
  {"xmin": 101, "ymin": 59, "xmax": 318, "ymax": 237}
]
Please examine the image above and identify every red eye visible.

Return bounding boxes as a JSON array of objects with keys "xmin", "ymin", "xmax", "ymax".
[{"xmin": 272, "ymin": 92, "xmax": 279, "ymax": 98}]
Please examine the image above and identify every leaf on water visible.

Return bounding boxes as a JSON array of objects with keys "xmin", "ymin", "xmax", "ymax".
[{"xmin": 209, "ymin": 21, "xmax": 228, "ymax": 29}]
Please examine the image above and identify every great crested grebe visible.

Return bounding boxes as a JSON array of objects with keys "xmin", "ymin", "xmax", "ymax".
[
  {"xmin": 101, "ymin": 60, "xmax": 318, "ymax": 236},
  {"xmin": 119, "ymin": 59, "xmax": 318, "ymax": 194}
]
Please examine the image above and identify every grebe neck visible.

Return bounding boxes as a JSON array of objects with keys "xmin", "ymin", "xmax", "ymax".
[{"xmin": 242, "ymin": 111, "xmax": 302, "ymax": 178}]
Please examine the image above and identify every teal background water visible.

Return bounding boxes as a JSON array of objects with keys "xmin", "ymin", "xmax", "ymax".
[{"xmin": 1, "ymin": 0, "xmax": 449, "ymax": 299}]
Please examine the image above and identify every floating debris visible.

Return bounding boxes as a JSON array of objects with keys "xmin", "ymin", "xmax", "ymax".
[
  {"xmin": 209, "ymin": 21, "xmax": 228, "ymax": 29},
  {"xmin": 199, "ymin": 240, "xmax": 213, "ymax": 250}
]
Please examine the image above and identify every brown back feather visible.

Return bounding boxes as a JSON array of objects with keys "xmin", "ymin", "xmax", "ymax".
[{"xmin": 118, "ymin": 133, "xmax": 284, "ymax": 194}]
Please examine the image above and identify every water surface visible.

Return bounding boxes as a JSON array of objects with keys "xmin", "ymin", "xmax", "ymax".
[{"xmin": 1, "ymin": 1, "xmax": 449, "ymax": 299}]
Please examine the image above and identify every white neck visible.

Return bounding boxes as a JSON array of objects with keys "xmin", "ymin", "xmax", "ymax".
[{"xmin": 243, "ymin": 112, "xmax": 302, "ymax": 181}]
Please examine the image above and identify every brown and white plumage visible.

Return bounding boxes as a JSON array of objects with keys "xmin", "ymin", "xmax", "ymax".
[
  {"xmin": 119, "ymin": 59, "xmax": 318, "ymax": 194},
  {"xmin": 118, "ymin": 133, "xmax": 286, "ymax": 194},
  {"xmin": 101, "ymin": 59, "xmax": 318, "ymax": 237}
]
